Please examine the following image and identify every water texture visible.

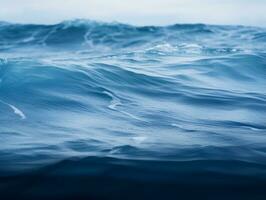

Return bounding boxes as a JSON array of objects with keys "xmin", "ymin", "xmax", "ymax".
[{"xmin": 0, "ymin": 20, "xmax": 266, "ymax": 199}]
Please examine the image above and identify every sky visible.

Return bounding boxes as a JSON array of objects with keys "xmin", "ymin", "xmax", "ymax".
[{"xmin": 0, "ymin": 0, "xmax": 266, "ymax": 26}]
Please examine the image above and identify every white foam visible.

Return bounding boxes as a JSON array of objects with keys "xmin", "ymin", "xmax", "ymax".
[
  {"xmin": 22, "ymin": 36, "xmax": 35, "ymax": 43},
  {"xmin": 40, "ymin": 26, "xmax": 58, "ymax": 46},
  {"xmin": 120, "ymin": 110, "xmax": 145, "ymax": 121},
  {"xmin": 83, "ymin": 28, "xmax": 94, "ymax": 47},
  {"xmin": 171, "ymin": 123, "xmax": 181, "ymax": 128},
  {"xmin": 0, "ymin": 100, "xmax": 26, "ymax": 120},
  {"xmin": 103, "ymin": 91, "xmax": 122, "ymax": 110},
  {"xmin": 8, "ymin": 104, "xmax": 26, "ymax": 120},
  {"xmin": 103, "ymin": 91, "xmax": 146, "ymax": 122},
  {"xmin": 132, "ymin": 136, "xmax": 147, "ymax": 144}
]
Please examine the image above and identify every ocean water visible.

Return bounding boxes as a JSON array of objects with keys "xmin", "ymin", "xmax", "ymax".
[{"xmin": 0, "ymin": 20, "xmax": 266, "ymax": 199}]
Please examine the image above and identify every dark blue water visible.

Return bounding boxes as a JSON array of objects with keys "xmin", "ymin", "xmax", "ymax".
[{"xmin": 0, "ymin": 20, "xmax": 266, "ymax": 199}]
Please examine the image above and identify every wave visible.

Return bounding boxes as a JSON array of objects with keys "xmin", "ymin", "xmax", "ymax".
[
  {"xmin": 0, "ymin": 20, "xmax": 265, "ymax": 51},
  {"xmin": 0, "ymin": 20, "xmax": 266, "ymax": 198}
]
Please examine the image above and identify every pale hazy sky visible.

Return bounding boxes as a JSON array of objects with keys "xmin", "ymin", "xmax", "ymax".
[{"xmin": 0, "ymin": 0, "xmax": 266, "ymax": 26}]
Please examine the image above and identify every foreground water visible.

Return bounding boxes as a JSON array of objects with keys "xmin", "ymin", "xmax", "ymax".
[{"xmin": 0, "ymin": 20, "xmax": 266, "ymax": 199}]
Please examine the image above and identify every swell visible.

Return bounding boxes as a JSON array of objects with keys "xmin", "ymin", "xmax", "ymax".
[
  {"xmin": 1, "ymin": 58, "xmax": 266, "ymax": 166},
  {"xmin": 0, "ymin": 20, "xmax": 266, "ymax": 175},
  {"xmin": 1, "ymin": 58, "xmax": 265, "ymax": 125}
]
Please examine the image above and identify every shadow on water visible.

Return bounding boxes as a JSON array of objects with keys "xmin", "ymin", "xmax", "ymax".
[{"xmin": 1, "ymin": 157, "xmax": 266, "ymax": 200}]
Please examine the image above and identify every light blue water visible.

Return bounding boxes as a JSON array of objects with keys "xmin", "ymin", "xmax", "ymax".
[{"xmin": 0, "ymin": 20, "xmax": 266, "ymax": 199}]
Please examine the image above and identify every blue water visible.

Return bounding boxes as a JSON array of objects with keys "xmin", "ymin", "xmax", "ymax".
[{"xmin": 0, "ymin": 20, "xmax": 266, "ymax": 199}]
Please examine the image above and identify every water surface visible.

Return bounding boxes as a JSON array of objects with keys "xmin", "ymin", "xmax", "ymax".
[{"xmin": 0, "ymin": 20, "xmax": 266, "ymax": 199}]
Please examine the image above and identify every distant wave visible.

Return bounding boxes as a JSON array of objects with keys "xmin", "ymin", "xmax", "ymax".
[
  {"xmin": 0, "ymin": 20, "xmax": 266, "ymax": 199},
  {"xmin": 1, "ymin": 20, "xmax": 266, "ymax": 50}
]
